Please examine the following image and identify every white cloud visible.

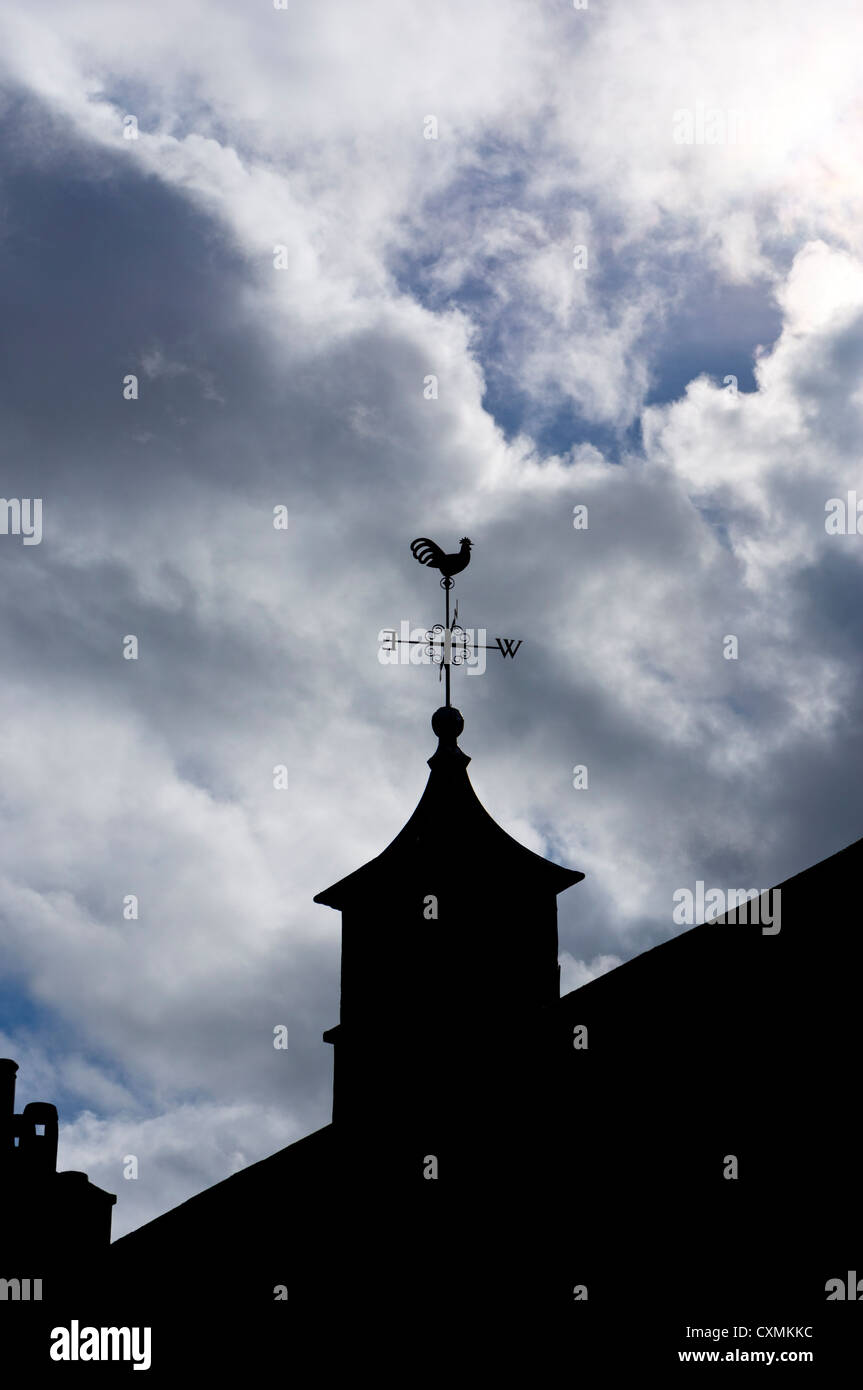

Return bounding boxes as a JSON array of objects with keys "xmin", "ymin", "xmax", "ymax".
[{"xmin": 559, "ymin": 953, "xmax": 622, "ymax": 996}]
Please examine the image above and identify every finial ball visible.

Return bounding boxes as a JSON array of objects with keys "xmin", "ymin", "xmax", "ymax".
[{"xmin": 432, "ymin": 705, "xmax": 464, "ymax": 746}]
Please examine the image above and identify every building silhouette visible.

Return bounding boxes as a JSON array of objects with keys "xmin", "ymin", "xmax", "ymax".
[
  {"xmin": 0, "ymin": 1058, "xmax": 115, "ymax": 1275},
  {"xmin": 2, "ymin": 705, "xmax": 860, "ymax": 1373}
]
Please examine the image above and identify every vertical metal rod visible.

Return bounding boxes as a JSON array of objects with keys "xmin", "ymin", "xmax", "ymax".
[{"xmin": 444, "ymin": 582, "xmax": 451, "ymax": 707}]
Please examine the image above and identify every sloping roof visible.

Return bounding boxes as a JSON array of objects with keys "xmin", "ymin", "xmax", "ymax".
[
  {"xmin": 557, "ymin": 831, "xmax": 863, "ymax": 1028},
  {"xmin": 111, "ymin": 1125, "xmax": 335, "ymax": 1260},
  {"xmin": 314, "ymin": 735, "xmax": 583, "ymax": 911}
]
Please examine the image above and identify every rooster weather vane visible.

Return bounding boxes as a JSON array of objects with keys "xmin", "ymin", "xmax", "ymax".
[{"xmin": 380, "ymin": 537, "xmax": 522, "ymax": 709}]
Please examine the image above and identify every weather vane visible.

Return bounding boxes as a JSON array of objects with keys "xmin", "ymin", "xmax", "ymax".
[{"xmin": 380, "ymin": 537, "xmax": 522, "ymax": 709}]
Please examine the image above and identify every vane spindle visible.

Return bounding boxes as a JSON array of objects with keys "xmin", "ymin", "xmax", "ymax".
[{"xmin": 380, "ymin": 537, "xmax": 522, "ymax": 707}]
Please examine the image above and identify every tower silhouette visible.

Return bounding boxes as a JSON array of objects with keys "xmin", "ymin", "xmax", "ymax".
[{"xmin": 317, "ymin": 704, "xmax": 583, "ymax": 1141}]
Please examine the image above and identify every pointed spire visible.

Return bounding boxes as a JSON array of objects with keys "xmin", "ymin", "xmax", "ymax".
[{"xmin": 314, "ymin": 707, "xmax": 583, "ymax": 911}]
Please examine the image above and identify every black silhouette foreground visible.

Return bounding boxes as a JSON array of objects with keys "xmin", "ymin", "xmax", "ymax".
[
  {"xmin": 2, "ymin": 548, "xmax": 860, "ymax": 1375},
  {"xmin": 4, "ymin": 713, "xmax": 860, "ymax": 1373}
]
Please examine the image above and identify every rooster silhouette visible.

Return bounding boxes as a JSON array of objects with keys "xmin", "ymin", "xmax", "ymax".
[{"xmin": 410, "ymin": 536, "xmax": 473, "ymax": 579}]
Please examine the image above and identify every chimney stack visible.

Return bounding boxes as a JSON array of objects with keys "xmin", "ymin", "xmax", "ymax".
[
  {"xmin": 0, "ymin": 1058, "xmax": 19, "ymax": 1161},
  {"xmin": 0, "ymin": 1057, "xmax": 19, "ymax": 1120},
  {"xmin": 20, "ymin": 1101, "xmax": 59, "ymax": 1174}
]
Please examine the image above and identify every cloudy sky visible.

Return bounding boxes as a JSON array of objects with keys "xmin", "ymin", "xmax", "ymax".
[{"xmin": 1, "ymin": 0, "xmax": 862, "ymax": 1238}]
